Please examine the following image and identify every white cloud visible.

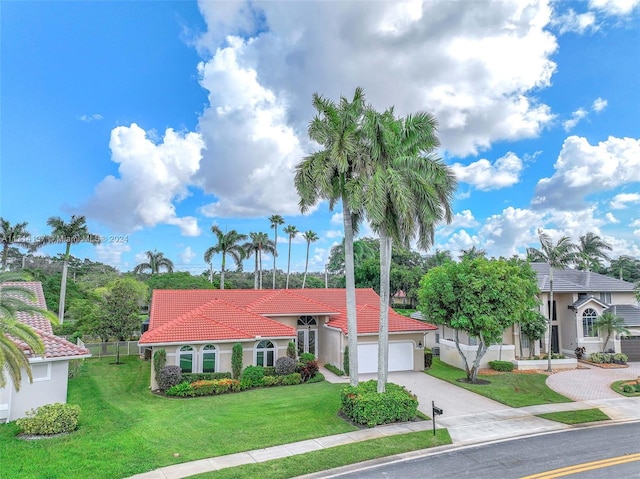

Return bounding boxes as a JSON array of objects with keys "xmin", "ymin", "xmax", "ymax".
[
  {"xmin": 589, "ymin": 0, "xmax": 640, "ymax": 16},
  {"xmin": 330, "ymin": 213, "xmax": 344, "ymax": 226},
  {"xmin": 180, "ymin": 246, "xmax": 197, "ymax": 264},
  {"xmin": 451, "ymin": 152, "xmax": 523, "ymax": 190},
  {"xmin": 325, "ymin": 230, "xmax": 343, "ymax": 239},
  {"xmin": 563, "ymin": 108, "xmax": 588, "ymax": 131},
  {"xmin": 479, "ymin": 207, "xmax": 542, "ymax": 257},
  {"xmin": 610, "ymin": 193, "xmax": 640, "ymax": 209},
  {"xmin": 552, "ymin": 9, "xmax": 598, "ymax": 34},
  {"xmin": 605, "ymin": 212, "xmax": 620, "ymax": 223},
  {"xmin": 83, "ymin": 123, "xmax": 204, "ymax": 236},
  {"xmin": 95, "ymin": 242, "xmax": 131, "ymax": 269},
  {"xmin": 78, "ymin": 113, "xmax": 103, "ymax": 122},
  {"xmin": 630, "ymin": 219, "xmax": 640, "ymax": 227},
  {"xmin": 532, "ymin": 135, "xmax": 640, "ymax": 210},
  {"xmin": 592, "ymin": 97, "xmax": 608, "ymax": 112}
]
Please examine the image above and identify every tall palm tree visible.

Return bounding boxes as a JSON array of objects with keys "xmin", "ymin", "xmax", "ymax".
[
  {"xmin": 0, "ymin": 273, "xmax": 57, "ymax": 391},
  {"xmin": 594, "ymin": 311, "xmax": 629, "ymax": 352},
  {"xmin": 295, "ymin": 87, "xmax": 366, "ymax": 386},
  {"xmin": 283, "ymin": 225, "xmax": 298, "ymax": 289},
  {"xmin": 359, "ymin": 107, "xmax": 456, "ymax": 392},
  {"xmin": 269, "ymin": 215, "xmax": 285, "ymax": 289},
  {"xmin": 527, "ymin": 229, "xmax": 577, "ymax": 371},
  {"xmin": 302, "ymin": 230, "xmax": 319, "ymax": 289},
  {"xmin": 38, "ymin": 215, "xmax": 99, "ymax": 323},
  {"xmin": 243, "ymin": 233, "xmax": 275, "ymax": 289},
  {"xmin": 327, "ymin": 238, "xmax": 377, "ymax": 274},
  {"xmin": 203, "ymin": 226, "xmax": 247, "ymax": 290},
  {"xmin": 133, "ymin": 249, "xmax": 174, "ymax": 275},
  {"xmin": 0, "ymin": 218, "xmax": 31, "ymax": 270},
  {"xmin": 576, "ymin": 232, "xmax": 612, "ymax": 271}
]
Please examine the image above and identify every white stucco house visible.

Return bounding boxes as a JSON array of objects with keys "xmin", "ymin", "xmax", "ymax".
[{"xmin": 0, "ymin": 282, "xmax": 91, "ymax": 422}]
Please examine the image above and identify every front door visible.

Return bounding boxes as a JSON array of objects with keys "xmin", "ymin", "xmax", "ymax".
[{"xmin": 297, "ymin": 328, "xmax": 317, "ymax": 356}]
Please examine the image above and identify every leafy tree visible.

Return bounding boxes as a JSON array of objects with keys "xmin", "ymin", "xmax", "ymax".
[
  {"xmin": 283, "ymin": 225, "xmax": 298, "ymax": 289},
  {"xmin": 37, "ymin": 215, "xmax": 100, "ymax": 323},
  {"xmin": 458, "ymin": 246, "xmax": 486, "ymax": 261},
  {"xmin": 243, "ymin": 233, "xmax": 275, "ymax": 290},
  {"xmin": 527, "ymin": 229, "xmax": 577, "ymax": 371},
  {"xmin": 594, "ymin": 311, "xmax": 630, "ymax": 352},
  {"xmin": 605, "ymin": 255, "xmax": 640, "ymax": 283},
  {"xmin": 99, "ymin": 278, "xmax": 148, "ymax": 364},
  {"xmin": 145, "ymin": 272, "xmax": 217, "ymax": 291},
  {"xmin": 133, "ymin": 249, "xmax": 174, "ymax": 275},
  {"xmin": 576, "ymin": 232, "xmax": 612, "ymax": 271},
  {"xmin": 425, "ymin": 249, "xmax": 453, "ymax": 269},
  {"xmin": 302, "ymin": 230, "xmax": 319, "ymax": 289},
  {"xmin": 269, "ymin": 215, "xmax": 285, "ymax": 289},
  {"xmin": 519, "ymin": 312, "xmax": 547, "ymax": 359},
  {"xmin": 418, "ymin": 258, "xmax": 540, "ymax": 382},
  {"xmin": 0, "ymin": 218, "xmax": 31, "ymax": 270},
  {"xmin": 0, "ymin": 273, "xmax": 57, "ymax": 390},
  {"xmin": 295, "ymin": 87, "xmax": 367, "ymax": 386},
  {"xmin": 327, "ymin": 238, "xmax": 378, "ymax": 275},
  {"xmin": 204, "ymin": 226, "xmax": 247, "ymax": 290}
]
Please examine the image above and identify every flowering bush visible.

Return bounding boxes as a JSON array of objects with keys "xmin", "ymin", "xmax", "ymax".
[{"xmin": 16, "ymin": 403, "xmax": 81, "ymax": 435}]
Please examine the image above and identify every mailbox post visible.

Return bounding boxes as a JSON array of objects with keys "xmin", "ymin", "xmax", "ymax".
[{"xmin": 432, "ymin": 400, "xmax": 443, "ymax": 436}]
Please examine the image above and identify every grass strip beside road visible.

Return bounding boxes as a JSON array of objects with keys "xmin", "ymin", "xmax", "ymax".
[
  {"xmin": 426, "ymin": 358, "xmax": 573, "ymax": 407},
  {"xmin": 536, "ymin": 408, "xmax": 610, "ymax": 425},
  {"xmin": 191, "ymin": 430, "xmax": 452, "ymax": 479}
]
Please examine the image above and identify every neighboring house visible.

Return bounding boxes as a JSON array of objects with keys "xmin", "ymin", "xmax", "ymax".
[
  {"xmin": 139, "ymin": 288, "xmax": 436, "ymax": 390},
  {"xmin": 415, "ymin": 265, "xmax": 640, "ymax": 369},
  {"xmin": 391, "ymin": 290, "xmax": 408, "ymax": 307},
  {"xmin": 0, "ymin": 282, "xmax": 91, "ymax": 423}
]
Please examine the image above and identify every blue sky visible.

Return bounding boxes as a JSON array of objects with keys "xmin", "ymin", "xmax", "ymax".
[{"xmin": 1, "ymin": 0, "xmax": 639, "ymax": 276}]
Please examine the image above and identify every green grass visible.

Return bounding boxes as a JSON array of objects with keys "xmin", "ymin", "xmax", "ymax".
[
  {"xmin": 426, "ymin": 358, "xmax": 573, "ymax": 407},
  {"xmin": 536, "ymin": 409, "xmax": 610, "ymax": 424},
  {"xmin": 191, "ymin": 430, "xmax": 452, "ymax": 479},
  {"xmin": 0, "ymin": 357, "xmax": 358, "ymax": 479},
  {"xmin": 611, "ymin": 379, "xmax": 640, "ymax": 397},
  {"xmin": 392, "ymin": 309, "xmax": 417, "ymax": 317}
]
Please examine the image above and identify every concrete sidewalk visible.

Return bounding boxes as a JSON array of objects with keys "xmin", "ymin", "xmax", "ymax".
[{"xmin": 124, "ymin": 368, "xmax": 640, "ymax": 479}]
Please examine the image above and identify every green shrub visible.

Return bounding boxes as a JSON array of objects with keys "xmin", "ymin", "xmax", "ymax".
[
  {"xmin": 343, "ymin": 346, "xmax": 349, "ymax": 376},
  {"xmin": 324, "ymin": 363, "xmax": 345, "ymax": 376},
  {"xmin": 182, "ymin": 372, "xmax": 232, "ymax": 383},
  {"xmin": 623, "ymin": 384, "xmax": 635, "ymax": 393},
  {"xmin": 424, "ymin": 349, "xmax": 433, "ymax": 369},
  {"xmin": 153, "ymin": 349, "xmax": 167, "ymax": 379},
  {"xmin": 614, "ymin": 353, "xmax": 628, "ymax": 364},
  {"xmin": 157, "ymin": 365, "xmax": 182, "ymax": 391},
  {"xmin": 165, "ymin": 382, "xmax": 195, "ymax": 397},
  {"xmin": 16, "ymin": 403, "xmax": 81, "ymax": 435},
  {"xmin": 232, "ymin": 343, "xmax": 243, "ymax": 379},
  {"xmin": 341, "ymin": 381, "xmax": 418, "ymax": 427},
  {"xmin": 297, "ymin": 360, "xmax": 319, "ymax": 382},
  {"xmin": 286, "ymin": 341, "xmax": 297, "ymax": 360},
  {"xmin": 275, "ymin": 356, "xmax": 297, "ymax": 376},
  {"xmin": 241, "ymin": 366, "xmax": 265, "ymax": 388},
  {"xmin": 212, "ymin": 378, "xmax": 241, "ymax": 394},
  {"xmin": 68, "ymin": 359, "xmax": 83, "ymax": 379},
  {"xmin": 306, "ymin": 372, "xmax": 325, "ymax": 383},
  {"xmin": 281, "ymin": 372, "xmax": 302, "ymax": 385},
  {"xmin": 300, "ymin": 353, "xmax": 315, "ymax": 364},
  {"xmin": 489, "ymin": 360, "xmax": 514, "ymax": 372},
  {"xmin": 262, "ymin": 375, "xmax": 283, "ymax": 387},
  {"xmin": 263, "ymin": 366, "xmax": 277, "ymax": 377}
]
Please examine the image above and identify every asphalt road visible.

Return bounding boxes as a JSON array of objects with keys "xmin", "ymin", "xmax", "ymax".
[{"xmin": 328, "ymin": 422, "xmax": 640, "ymax": 478}]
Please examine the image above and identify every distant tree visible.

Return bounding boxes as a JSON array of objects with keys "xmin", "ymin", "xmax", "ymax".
[
  {"xmin": 0, "ymin": 218, "xmax": 31, "ymax": 270},
  {"xmin": 302, "ymin": 231, "xmax": 319, "ymax": 289},
  {"xmin": 133, "ymin": 249, "xmax": 174, "ymax": 275},
  {"xmin": 99, "ymin": 278, "xmax": 148, "ymax": 364},
  {"xmin": 0, "ymin": 273, "xmax": 57, "ymax": 391},
  {"xmin": 605, "ymin": 255, "xmax": 640, "ymax": 283},
  {"xmin": 425, "ymin": 249, "xmax": 453, "ymax": 269},
  {"xmin": 594, "ymin": 311, "xmax": 630, "ymax": 352},
  {"xmin": 283, "ymin": 225, "xmax": 298, "ymax": 289},
  {"xmin": 419, "ymin": 258, "xmax": 540, "ymax": 382},
  {"xmin": 204, "ymin": 226, "xmax": 247, "ymax": 290},
  {"xmin": 145, "ymin": 272, "xmax": 217, "ymax": 291},
  {"xmin": 576, "ymin": 232, "xmax": 612, "ymax": 271},
  {"xmin": 327, "ymin": 238, "xmax": 378, "ymax": 274},
  {"xmin": 458, "ymin": 246, "xmax": 486, "ymax": 261},
  {"xmin": 36, "ymin": 215, "xmax": 100, "ymax": 323},
  {"xmin": 243, "ymin": 233, "xmax": 275, "ymax": 289},
  {"xmin": 269, "ymin": 215, "xmax": 285, "ymax": 289},
  {"xmin": 527, "ymin": 229, "xmax": 577, "ymax": 371}
]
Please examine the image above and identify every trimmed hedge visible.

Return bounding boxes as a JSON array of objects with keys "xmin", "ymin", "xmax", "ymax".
[
  {"xmin": 182, "ymin": 372, "xmax": 232, "ymax": 383},
  {"xmin": 165, "ymin": 378, "xmax": 241, "ymax": 397},
  {"xmin": 324, "ymin": 363, "xmax": 345, "ymax": 376},
  {"xmin": 16, "ymin": 403, "xmax": 81, "ymax": 435},
  {"xmin": 341, "ymin": 380, "xmax": 418, "ymax": 427},
  {"xmin": 489, "ymin": 360, "xmax": 514, "ymax": 372},
  {"xmin": 589, "ymin": 352, "xmax": 628, "ymax": 364}
]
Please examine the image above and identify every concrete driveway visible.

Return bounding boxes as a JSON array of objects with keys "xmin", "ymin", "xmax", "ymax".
[{"xmin": 546, "ymin": 362, "xmax": 640, "ymax": 401}]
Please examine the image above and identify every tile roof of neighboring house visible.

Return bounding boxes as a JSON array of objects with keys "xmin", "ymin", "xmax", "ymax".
[
  {"xmin": 141, "ymin": 288, "xmax": 435, "ymax": 345},
  {"xmin": 1, "ymin": 282, "xmax": 90, "ymax": 359},
  {"xmin": 530, "ymin": 263, "xmax": 636, "ymax": 293},
  {"xmin": 607, "ymin": 304, "xmax": 640, "ymax": 327}
]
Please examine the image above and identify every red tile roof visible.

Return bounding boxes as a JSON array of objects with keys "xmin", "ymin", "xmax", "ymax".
[
  {"xmin": 1, "ymin": 282, "xmax": 91, "ymax": 359},
  {"xmin": 141, "ymin": 288, "xmax": 435, "ymax": 345}
]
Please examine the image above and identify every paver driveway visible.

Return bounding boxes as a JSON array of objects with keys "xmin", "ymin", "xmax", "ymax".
[{"xmin": 546, "ymin": 362, "xmax": 640, "ymax": 401}]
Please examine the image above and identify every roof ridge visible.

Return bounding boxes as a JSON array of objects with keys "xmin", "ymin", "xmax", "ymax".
[{"xmin": 281, "ymin": 289, "xmax": 342, "ymax": 312}]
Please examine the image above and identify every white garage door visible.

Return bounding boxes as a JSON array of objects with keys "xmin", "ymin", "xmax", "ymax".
[{"xmin": 357, "ymin": 342, "xmax": 414, "ymax": 374}]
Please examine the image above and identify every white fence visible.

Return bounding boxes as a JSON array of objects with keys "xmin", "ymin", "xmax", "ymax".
[{"xmin": 77, "ymin": 339, "xmax": 141, "ymax": 358}]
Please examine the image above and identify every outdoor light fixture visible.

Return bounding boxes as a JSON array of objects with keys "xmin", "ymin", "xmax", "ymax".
[{"xmin": 418, "ymin": 341, "xmax": 423, "ymax": 348}]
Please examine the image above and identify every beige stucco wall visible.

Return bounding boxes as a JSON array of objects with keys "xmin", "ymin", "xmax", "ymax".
[
  {"xmin": 0, "ymin": 360, "xmax": 70, "ymax": 423},
  {"xmin": 318, "ymin": 326, "xmax": 343, "ymax": 368},
  {"xmin": 439, "ymin": 338, "xmax": 516, "ymax": 370}
]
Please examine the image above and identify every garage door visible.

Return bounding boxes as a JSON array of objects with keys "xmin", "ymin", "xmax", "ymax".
[
  {"xmin": 621, "ymin": 336, "xmax": 640, "ymax": 362},
  {"xmin": 357, "ymin": 342, "xmax": 414, "ymax": 374}
]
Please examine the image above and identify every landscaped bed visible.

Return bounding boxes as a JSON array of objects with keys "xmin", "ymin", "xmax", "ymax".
[{"xmin": 611, "ymin": 379, "xmax": 640, "ymax": 396}]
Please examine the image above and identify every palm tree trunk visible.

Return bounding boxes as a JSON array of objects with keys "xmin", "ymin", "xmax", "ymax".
[
  {"xmin": 254, "ymin": 254, "xmax": 259, "ymax": 290},
  {"xmin": 273, "ymin": 230, "xmax": 277, "ymax": 289},
  {"xmin": 343, "ymin": 200, "xmax": 358, "ymax": 387},
  {"xmin": 286, "ymin": 237, "xmax": 292, "ymax": 289},
  {"xmin": 2, "ymin": 244, "xmax": 8, "ymax": 270},
  {"xmin": 58, "ymin": 243, "xmax": 71, "ymax": 324},
  {"xmin": 220, "ymin": 253, "xmax": 226, "ymax": 290},
  {"xmin": 259, "ymin": 248, "xmax": 263, "ymax": 289},
  {"xmin": 302, "ymin": 242, "xmax": 310, "ymax": 289},
  {"xmin": 547, "ymin": 267, "xmax": 554, "ymax": 372},
  {"xmin": 377, "ymin": 231, "xmax": 392, "ymax": 393}
]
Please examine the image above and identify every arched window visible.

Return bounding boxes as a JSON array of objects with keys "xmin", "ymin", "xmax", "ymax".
[
  {"xmin": 202, "ymin": 345, "xmax": 216, "ymax": 373},
  {"xmin": 256, "ymin": 340, "xmax": 276, "ymax": 367},
  {"xmin": 178, "ymin": 346, "xmax": 194, "ymax": 373},
  {"xmin": 582, "ymin": 308, "xmax": 598, "ymax": 337},
  {"xmin": 298, "ymin": 316, "xmax": 317, "ymax": 326}
]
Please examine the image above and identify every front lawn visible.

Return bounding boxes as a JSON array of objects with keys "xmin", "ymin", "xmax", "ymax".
[
  {"xmin": 536, "ymin": 409, "xmax": 610, "ymax": 425},
  {"xmin": 0, "ymin": 357, "xmax": 358, "ymax": 479},
  {"xmin": 426, "ymin": 358, "xmax": 573, "ymax": 407}
]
